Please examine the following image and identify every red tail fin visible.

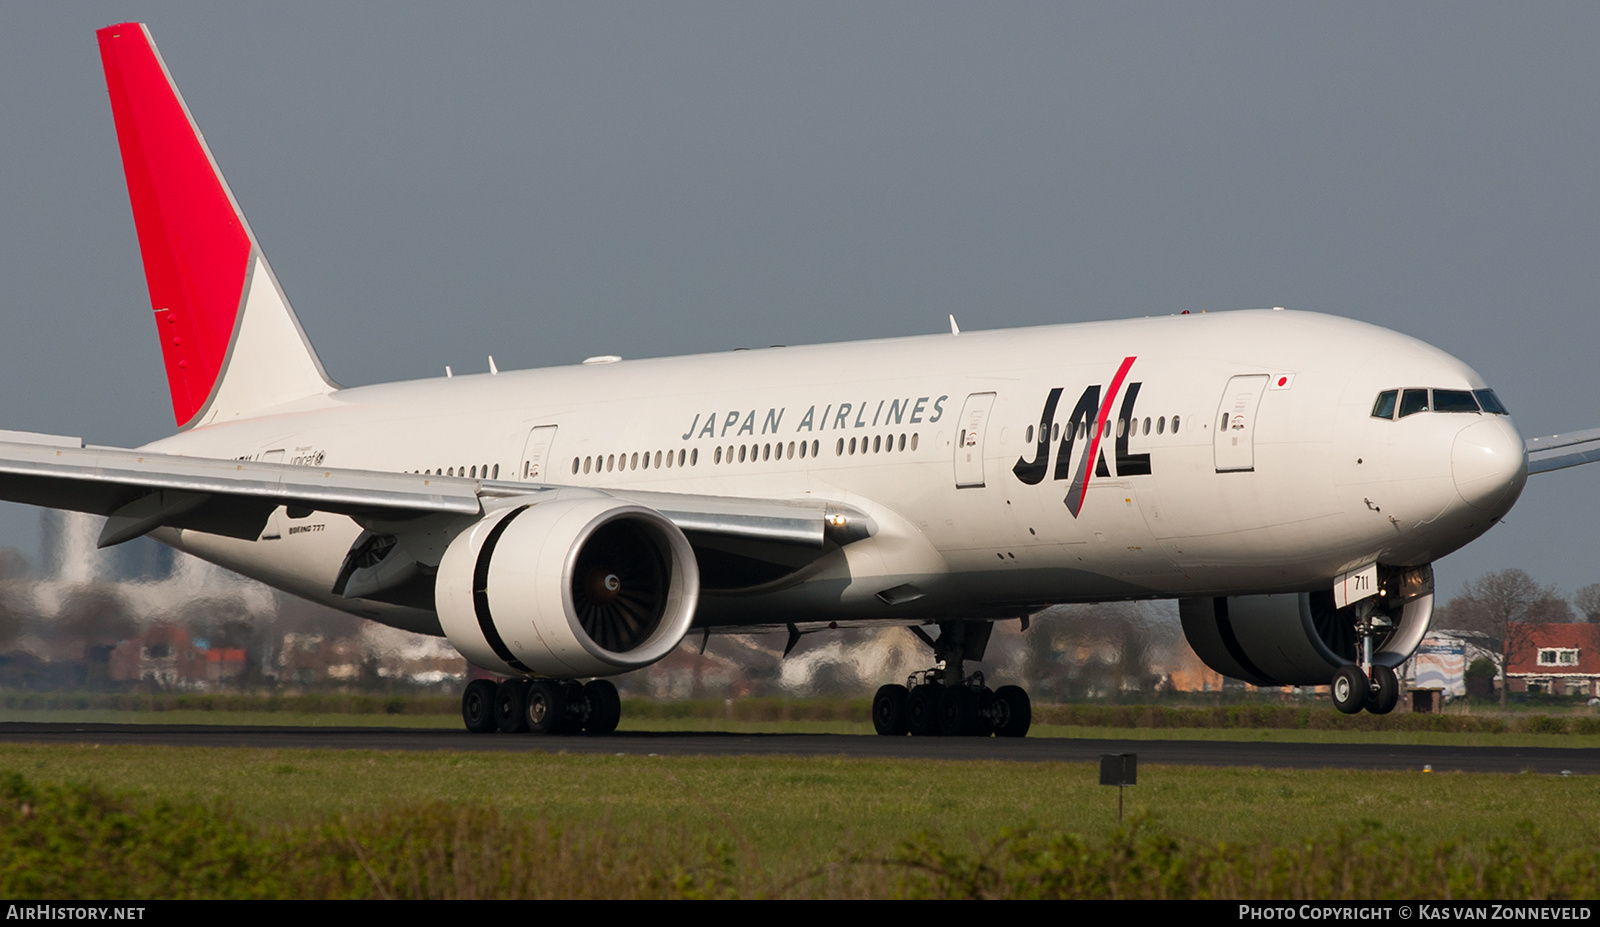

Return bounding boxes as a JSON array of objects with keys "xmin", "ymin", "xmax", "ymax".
[{"xmin": 98, "ymin": 23, "xmax": 333, "ymax": 428}]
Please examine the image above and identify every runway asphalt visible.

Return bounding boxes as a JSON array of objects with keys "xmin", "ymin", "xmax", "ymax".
[{"xmin": 2, "ymin": 722, "xmax": 1597, "ymax": 774}]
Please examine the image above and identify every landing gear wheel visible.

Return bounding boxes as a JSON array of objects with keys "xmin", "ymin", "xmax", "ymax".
[
  {"xmin": 1332, "ymin": 665, "xmax": 1367, "ymax": 715},
  {"xmin": 582, "ymin": 679, "xmax": 622, "ymax": 735},
  {"xmin": 495, "ymin": 679, "xmax": 531, "ymax": 733},
  {"xmin": 907, "ymin": 683, "xmax": 943, "ymax": 736},
  {"xmin": 1366, "ymin": 663, "xmax": 1400, "ymax": 715},
  {"xmin": 937, "ymin": 685, "xmax": 981, "ymax": 736},
  {"xmin": 992, "ymin": 685, "xmax": 1031, "ymax": 738},
  {"xmin": 525, "ymin": 680, "xmax": 570, "ymax": 734},
  {"xmin": 462, "ymin": 679, "xmax": 498, "ymax": 733},
  {"xmin": 873, "ymin": 684, "xmax": 909, "ymax": 736}
]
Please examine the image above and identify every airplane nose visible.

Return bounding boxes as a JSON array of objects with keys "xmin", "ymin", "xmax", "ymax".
[{"xmin": 1452, "ymin": 417, "xmax": 1527, "ymax": 512}]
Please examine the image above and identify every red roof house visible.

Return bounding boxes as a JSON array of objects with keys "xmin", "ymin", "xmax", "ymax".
[{"xmin": 1505, "ymin": 623, "xmax": 1600, "ymax": 698}]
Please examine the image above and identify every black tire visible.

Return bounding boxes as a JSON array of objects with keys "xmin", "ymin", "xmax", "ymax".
[
  {"xmin": 993, "ymin": 685, "xmax": 1031, "ymax": 738},
  {"xmin": 937, "ymin": 685, "xmax": 980, "ymax": 736},
  {"xmin": 495, "ymin": 679, "xmax": 531, "ymax": 733},
  {"xmin": 462, "ymin": 678, "xmax": 498, "ymax": 733},
  {"xmin": 906, "ymin": 683, "xmax": 942, "ymax": 736},
  {"xmin": 1366, "ymin": 663, "xmax": 1400, "ymax": 715},
  {"xmin": 872, "ymin": 684, "xmax": 909, "ymax": 736},
  {"xmin": 582, "ymin": 679, "xmax": 622, "ymax": 735},
  {"xmin": 525, "ymin": 680, "xmax": 569, "ymax": 734},
  {"xmin": 1332, "ymin": 664, "xmax": 1368, "ymax": 715}
]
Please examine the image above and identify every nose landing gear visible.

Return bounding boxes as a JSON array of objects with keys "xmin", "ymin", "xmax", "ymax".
[{"xmin": 1330, "ymin": 600, "xmax": 1402, "ymax": 715}]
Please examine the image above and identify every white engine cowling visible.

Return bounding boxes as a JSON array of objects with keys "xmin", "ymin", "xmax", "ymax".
[
  {"xmin": 436, "ymin": 496, "xmax": 699, "ymax": 677},
  {"xmin": 1178, "ymin": 564, "xmax": 1435, "ymax": 687}
]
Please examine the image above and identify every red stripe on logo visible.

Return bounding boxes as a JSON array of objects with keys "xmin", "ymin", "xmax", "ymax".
[{"xmin": 1065, "ymin": 355, "xmax": 1136, "ymax": 516}]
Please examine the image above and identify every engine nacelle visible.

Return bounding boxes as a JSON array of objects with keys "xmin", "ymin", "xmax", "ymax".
[
  {"xmin": 1179, "ymin": 565, "xmax": 1434, "ymax": 687},
  {"xmin": 436, "ymin": 495, "xmax": 699, "ymax": 678}
]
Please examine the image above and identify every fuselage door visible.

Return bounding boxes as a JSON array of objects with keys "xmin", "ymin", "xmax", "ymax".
[
  {"xmin": 1213, "ymin": 375, "xmax": 1268, "ymax": 472},
  {"xmin": 954, "ymin": 392, "xmax": 997, "ymax": 488},
  {"xmin": 520, "ymin": 425, "xmax": 558, "ymax": 482}
]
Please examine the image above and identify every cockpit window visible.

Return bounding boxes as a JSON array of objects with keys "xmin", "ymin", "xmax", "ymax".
[
  {"xmin": 1433, "ymin": 389, "xmax": 1480, "ymax": 413},
  {"xmin": 1374, "ymin": 386, "xmax": 1509, "ymax": 420},
  {"xmin": 1474, "ymin": 389, "xmax": 1509, "ymax": 415}
]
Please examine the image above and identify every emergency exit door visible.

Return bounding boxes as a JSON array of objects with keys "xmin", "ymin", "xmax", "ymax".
[
  {"xmin": 953, "ymin": 392, "xmax": 997, "ymax": 488},
  {"xmin": 520, "ymin": 425, "xmax": 558, "ymax": 481},
  {"xmin": 1213, "ymin": 375, "xmax": 1268, "ymax": 472}
]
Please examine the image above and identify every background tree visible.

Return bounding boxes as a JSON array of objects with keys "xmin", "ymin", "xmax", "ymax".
[
  {"xmin": 1439, "ymin": 569, "xmax": 1571, "ymax": 705},
  {"xmin": 1573, "ymin": 584, "xmax": 1600, "ymax": 623}
]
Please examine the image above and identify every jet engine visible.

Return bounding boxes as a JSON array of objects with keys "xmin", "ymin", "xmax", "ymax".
[
  {"xmin": 1178, "ymin": 564, "xmax": 1434, "ymax": 687},
  {"xmin": 436, "ymin": 496, "xmax": 699, "ymax": 678}
]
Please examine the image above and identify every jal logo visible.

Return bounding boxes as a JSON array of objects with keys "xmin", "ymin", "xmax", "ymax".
[{"xmin": 1012, "ymin": 356, "xmax": 1148, "ymax": 517}]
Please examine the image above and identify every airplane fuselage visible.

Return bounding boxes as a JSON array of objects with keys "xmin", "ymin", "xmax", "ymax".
[{"xmin": 144, "ymin": 308, "xmax": 1526, "ymax": 637}]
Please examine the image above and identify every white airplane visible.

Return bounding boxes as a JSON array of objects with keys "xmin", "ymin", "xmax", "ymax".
[{"xmin": 1, "ymin": 23, "xmax": 1581, "ymax": 736}]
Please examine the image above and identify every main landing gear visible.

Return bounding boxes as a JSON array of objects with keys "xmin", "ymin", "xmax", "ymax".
[
  {"xmin": 1329, "ymin": 600, "xmax": 1401, "ymax": 715},
  {"xmin": 461, "ymin": 677, "xmax": 623, "ymax": 735},
  {"xmin": 872, "ymin": 619, "xmax": 1033, "ymax": 737}
]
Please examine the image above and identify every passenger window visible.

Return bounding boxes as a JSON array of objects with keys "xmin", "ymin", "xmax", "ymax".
[
  {"xmin": 1433, "ymin": 389, "xmax": 1480, "ymax": 413},
  {"xmin": 1398, "ymin": 389, "xmax": 1429, "ymax": 418},
  {"xmin": 1157, "ymin": 416, "xmax": 1165, "ymax": 435},
  {"xmin": 1371, "ymin": 390, "xmax": 1398, "ymax": 420},
  {"xmin": 1172, "ymin": 416, "xmax": 1180, "ymax": 433}
]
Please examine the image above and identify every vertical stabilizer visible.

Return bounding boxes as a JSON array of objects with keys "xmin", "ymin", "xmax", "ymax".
[{"xmin": 97, "ymin": 23, "xmax": 336, "ymax": 429}]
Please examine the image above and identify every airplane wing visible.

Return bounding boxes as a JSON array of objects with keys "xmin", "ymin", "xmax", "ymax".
[
  {"xmin": 0, "ymin": 431, "xmax": 867, "ymax": 554},
  {"xmin": 1525, "ymin": 428, "xmax": 1600, "ymax": 475}
]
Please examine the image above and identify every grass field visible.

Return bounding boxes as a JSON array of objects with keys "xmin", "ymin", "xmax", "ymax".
[{"xmin": 2, "ymin": 738, "xmax": 1598, "ymax": 897}]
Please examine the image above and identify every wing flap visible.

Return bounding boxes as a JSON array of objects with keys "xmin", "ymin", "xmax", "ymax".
[
  {"xmin": 0, "ymin": 439, "xmax": 483, "ymax": 545},
  {"xmin": 0, "ymin": 440, "xmax": 872, "ymax": 560}
]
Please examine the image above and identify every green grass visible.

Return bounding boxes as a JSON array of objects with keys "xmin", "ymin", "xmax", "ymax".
[
  {"xmin": 2, "ymin": 743, "xmax": 1597, "ymax": 898},
  {"xmin": 0, "ymin": 709, "xmax": 459, "ymax": 727},
  {"xmin": 1, "ymin": 743, "xmax": 1595, "ymax": 850}
]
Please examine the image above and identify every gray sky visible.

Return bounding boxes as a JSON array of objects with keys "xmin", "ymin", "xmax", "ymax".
[{"xmin": 2, "ymin": 3, "xmax": 1598, "ymax": 603}]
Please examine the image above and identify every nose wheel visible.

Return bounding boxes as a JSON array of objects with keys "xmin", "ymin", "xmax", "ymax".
[
  {"xmin": 1329, "ymin": 596, "xmax": 1403, "ymax": 715},
  {"xmin": 1331, "ymin": 663, "xmax": 1400, "ymax": 715}
]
